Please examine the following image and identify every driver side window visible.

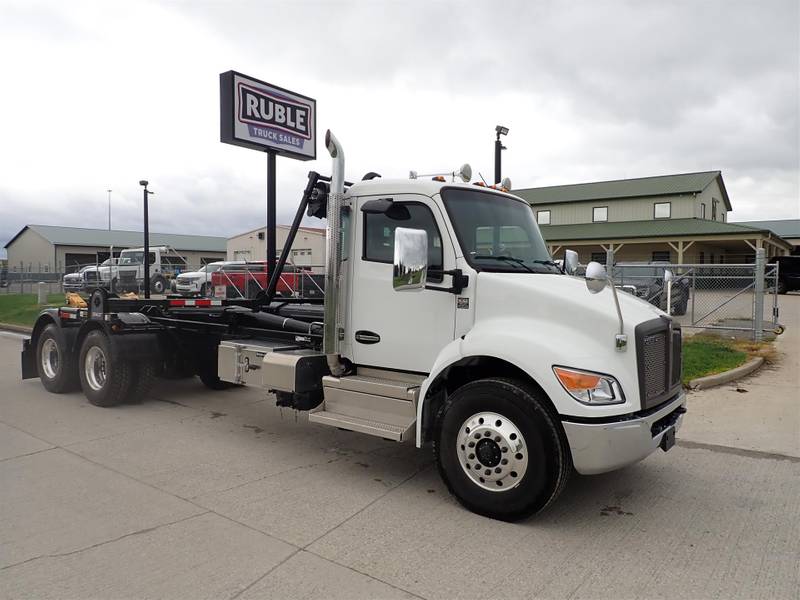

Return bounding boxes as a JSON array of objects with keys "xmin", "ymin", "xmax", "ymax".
[{"xmin": 362, "ymin": 202, "xmax": 443, "ymax": 282}]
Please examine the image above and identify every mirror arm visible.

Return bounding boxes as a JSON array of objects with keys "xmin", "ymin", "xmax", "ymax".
[
  {"xmin": 425, "ymin": 269, "xmax": 469, "ymax": 294},
  {"xmin": 608, "ymin": 278, "xmax": 627, "ymax": 351}
]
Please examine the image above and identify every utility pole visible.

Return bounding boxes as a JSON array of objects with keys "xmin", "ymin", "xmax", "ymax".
[
  {"xmin": 494, "ymin": 125, "xmax": 509, "ymax": 184},
  {"xmin": 107, "ymin": 189, "xmax": 112, "ymax": 230},
  {"xmin": 139, "ymin": 180, "xmax": 154, "ymax": 298}
]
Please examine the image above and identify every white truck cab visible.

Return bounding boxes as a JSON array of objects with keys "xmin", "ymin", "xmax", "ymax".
[{"xmin": 301, "ymin": 132, "xmax": 686, "ymax": 519}]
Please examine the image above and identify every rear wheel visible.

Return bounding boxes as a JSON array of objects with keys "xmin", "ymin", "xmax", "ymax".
[
  {"xmin": 434, "ymin": 378, "xmax": 571, "ymax": 521},
  {"xmin": 127, "ymin": 361, "xmax": 157, "ymax": 403},
  {"xmin": 777, "ymin": 280, "xmax": 787, "ymax": 295},
  {"xmin": 36, "ymin": 324, "xmax": 79, "ymax": 393},
  {"xmin": 78, "ymin": 330, "xmax": 133, "ymax": 407},
  {"xmin": 151, "ymin": 275, "xmax": 167, "ymax": 295},
  {"xmin": 199, "ymin": 283, "xmax": 207, "ymax": 297}
]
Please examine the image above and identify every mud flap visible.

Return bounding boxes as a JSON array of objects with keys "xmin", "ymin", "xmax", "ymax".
[
  {"xmin": 21, "ymin": 338, "xmax": 36, "ymax": 380},
  {"xmin": 660, "ymin": 427, "xmax": 676, "ymax": 452}
]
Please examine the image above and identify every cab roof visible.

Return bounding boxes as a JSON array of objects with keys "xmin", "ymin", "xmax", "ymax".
[{"xmin": 346, "ymin": 178, "xmax": 521, "ymax": 201}]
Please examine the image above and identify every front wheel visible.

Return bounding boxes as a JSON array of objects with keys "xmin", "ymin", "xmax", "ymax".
[{"xmin": 434, "ymin": 378, "xmax": 571, "ymax": 521}]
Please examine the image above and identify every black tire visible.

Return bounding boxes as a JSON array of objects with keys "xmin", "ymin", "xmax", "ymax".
[
  {"xmin": 199, "ymin": 370, "xmax": 234, "ymax": 390},
  {"xmin": 777, "ymin": 280, "xmax": 787, "ymax": 295},
  {"xmin": 434, "ymin": 378, "xmax": 571, "ymax": 521},
  {"xmin": 78, "ymin": 330, "xmax": 133, "ymax": 407},
  {"xmin": 151, "ymin": 275, "xmax": 167, "ymax": 295},
  {"xmin": 127, "ymin": 361, "xmax": 157, "ymax": 403},
  {"xmin": 199, "ymin": 283, "xmax": 207, "ymax": 297},
  {"xmin": 36, "ymin": 324, "xmax": 79, "ymax": 393}
]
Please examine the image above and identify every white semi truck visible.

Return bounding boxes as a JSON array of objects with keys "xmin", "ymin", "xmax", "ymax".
[{"xmin": 22, "ymin": 131, "xmax": 685, "ymax": 521}]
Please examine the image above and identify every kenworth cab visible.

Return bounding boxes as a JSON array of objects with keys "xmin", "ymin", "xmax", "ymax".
[{"xmin": 21, "ymin": 131, "xmax": 685, "ymax": 521}]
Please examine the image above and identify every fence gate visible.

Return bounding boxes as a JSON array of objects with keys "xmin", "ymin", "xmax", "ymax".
[{"xmin": 608, "ymin": 248, "xmax": 779, "ymax": 341}]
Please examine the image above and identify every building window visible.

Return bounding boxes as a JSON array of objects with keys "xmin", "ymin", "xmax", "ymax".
[
  {"xmin": 590, "ymin": 252, "xmax": 606, "ymax": 263},
  {"xmin": 699, "ymin": 252, "xmax": 705, "ymax": 264},
  {"xmin": 257, "ymin": 231, "xmax": 265, "ymax": 240},
  {"xmin": 537, "ymin": 210, "xmax": 550, "ymax": 225},
  {"xmin": 652, "ymin": 251, "xmax": 671, "ymax": 262},
  {"xmin": 711, "ymin": 200, "xmax": 717, "ymax": 220},
  {"xmin": 654, "ymin": 202, "xmax": 671, "ymax": 219},
  {"xmin": 700, "ymin": 203, "xmax": 706, "ymax": 219},
  {"xmin": 592, "ymin": 206, "xmax": 608, "ymax": 222}
]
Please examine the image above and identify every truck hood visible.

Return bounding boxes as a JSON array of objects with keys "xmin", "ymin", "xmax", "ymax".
[
  {"xmin": 476, "ymin": 272, "xmax": 664, "ymax": 328},
  {"xmin": 177, "ymin": 271, "xmax": 203, "ymax": 280}
]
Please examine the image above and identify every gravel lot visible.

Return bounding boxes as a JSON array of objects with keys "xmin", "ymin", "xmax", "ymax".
[{"xmin": 1, "ymin": 297, "xmax": 798, "ymax": 599}]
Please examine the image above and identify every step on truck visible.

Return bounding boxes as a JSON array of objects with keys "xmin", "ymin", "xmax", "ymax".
[{"xmin": 21, "ymin": 131, "xmax": 686, "ymax": 521}]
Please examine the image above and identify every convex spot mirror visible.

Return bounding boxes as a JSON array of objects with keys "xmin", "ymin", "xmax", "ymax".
[
  {"xmin": 361, "ymin": 198, "xmax": 410, "ymax": 221},
  {"xmin": 564, "ymin": 249, "xmax": 579, "ymax": 275},
  {"xmin": 393, "ymin": 227, "xmax": 428, "ymax": 292},
  {"xmin": 585, "ymin": 261, "xmax": 608, "ymax": 294}
]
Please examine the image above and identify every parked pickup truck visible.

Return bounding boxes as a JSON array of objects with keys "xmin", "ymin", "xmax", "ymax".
[
  {"xmin": 21, "ymin": 129, "xmax": 685, "ymax": 521},
  {"xmin": 174, "ymin": 261, "xmax": 230, "ymax": 297},
  {"xmin": 615, "ymin": 262, "xmax": 690, "ymax": 315},
  {"xmin": 62, "ymin": 259, "xmax": 117, "ymax": 293}
]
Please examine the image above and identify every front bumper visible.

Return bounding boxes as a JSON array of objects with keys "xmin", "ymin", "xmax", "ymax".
[
  {"xmin": 63, "ymin": 281, "xmax": 84, "ymax": 291},
  {"xmin": 175, "ymin": 282, "xmax": 201, "ymax": 294},
  {"xmin": 562, "ymin": 392, "xmax": 686, "ymax": 475}
]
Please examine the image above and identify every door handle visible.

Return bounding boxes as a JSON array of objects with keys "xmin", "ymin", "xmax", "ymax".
[{"xmin": 355, "ymin": 330, "xmax": 381, "ymax": 344}]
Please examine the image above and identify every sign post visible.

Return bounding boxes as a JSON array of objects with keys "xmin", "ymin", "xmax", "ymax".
[{"xmin": 220, "ymin": 71, "xmax": 316, "ymax": 278}]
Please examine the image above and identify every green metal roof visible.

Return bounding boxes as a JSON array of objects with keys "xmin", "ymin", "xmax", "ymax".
[
  {"xmin": 539, "ymin": 218, "xmax": 773, "ymax": 242},
  {"xmin": 733, "ymin": 219, "xmax": 800, "ymax": 239},
  {"xmin": 516, "ymin": 171, "xmax": 731, "ymax": 210},
  {"xmin": 5, "ymin": 224, "xmax": 226, "ymax": 252}
]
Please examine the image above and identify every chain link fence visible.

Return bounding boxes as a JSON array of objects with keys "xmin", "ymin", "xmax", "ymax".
[
  {"xmin": 1, "ymin": 260, "xmax": 327, "ymax": 300},
  {"xmin": 604, "ymin": 248, "xmax": 780, "ymax": 341}
]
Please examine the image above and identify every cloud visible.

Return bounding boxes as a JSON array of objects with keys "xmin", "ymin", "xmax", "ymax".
[{"xmin": 0, "ymin": 0, "xmax": 797, "ymax": 260}]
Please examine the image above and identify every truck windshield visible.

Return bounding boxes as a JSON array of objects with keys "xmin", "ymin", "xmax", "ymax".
[{"xmin": 442, "ymin": 188, "xmax": 559, "ymax": 274}]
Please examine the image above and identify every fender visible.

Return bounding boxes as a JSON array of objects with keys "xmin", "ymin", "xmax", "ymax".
[
  {"xmin": 22, "ymin": 310, "xmax": 80, "ymax": 380},
  {"xmin": 415, "ymin": 313, "xmax": 644, "ymax": 446}
]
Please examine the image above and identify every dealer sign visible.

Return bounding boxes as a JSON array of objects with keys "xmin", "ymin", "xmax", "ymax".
[{"xmin": 220, "ymin": 71, "xmax": 316, "ymax": 161}]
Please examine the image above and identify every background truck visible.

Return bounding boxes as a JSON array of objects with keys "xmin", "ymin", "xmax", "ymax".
[
  {"xmin": 99, "ymin": 246, "xmax": 184, "ymax": 294},
  {"xmin": 21, "ymin": 130, "xmax": 685, "ymax": 521}
]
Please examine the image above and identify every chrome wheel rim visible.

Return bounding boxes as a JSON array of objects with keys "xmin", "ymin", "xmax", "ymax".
[
  {"xmin": 41, "ymin": 338, "xmax": 59, "ymax": 379},
  {"xmin": 84, "ymin": 346, "xmax": 107, "ymax": 391},
  {"xmin": 457, "ymin": 412, "xmax": 528, "ymax": 492}
]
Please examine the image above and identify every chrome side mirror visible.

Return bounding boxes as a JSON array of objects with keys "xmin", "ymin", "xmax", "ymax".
[
  {"xmin": 585, "ymin": 261, "xmax": 608, "ymax": 294},
  {"xmin": 393, "ymin": 227, "xmax": 428, "ymax": 291},
  {"xmin": 564, "ymin": 249, "xmax": 579, "ymax": 275},
  {"xmin": 664, "ymin": 269, "xmax": 673, "ymax": 283}
]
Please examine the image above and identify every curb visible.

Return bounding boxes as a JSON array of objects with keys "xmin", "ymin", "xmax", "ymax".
[
  {"xmin": 688, "ymin": 357, "xmax": 764, "ymax": 390},
  {"xmin": 0, "ymin": 323, "xmax": 33, "ymax": 335}
]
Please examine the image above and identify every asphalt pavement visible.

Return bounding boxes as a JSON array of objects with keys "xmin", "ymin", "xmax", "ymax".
[{"xmin": 1, "ymin": 299, "xmax": 799, "ymax": 599}]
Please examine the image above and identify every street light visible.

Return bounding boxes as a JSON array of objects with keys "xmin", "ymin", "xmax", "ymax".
[
  {"xmin": 495, "ymin": 125, "xmax": 509, "ymax": 184},
  {"xmin": 139, "ymin": 180, "xmax": 155, "ymax": 298},
  {"xmin": 107, "ymin": 189, "xmax": 112, "ymax": 230}
]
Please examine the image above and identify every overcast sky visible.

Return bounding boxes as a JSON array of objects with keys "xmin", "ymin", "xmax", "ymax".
[{"xmin": 1, "ymin": 0, "xmax": 798, "ymax": 259}]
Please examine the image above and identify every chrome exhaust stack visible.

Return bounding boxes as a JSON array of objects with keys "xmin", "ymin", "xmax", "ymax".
[{"xmin": 323, "ymin": 130, "xmax": 346, "ymax": 376}]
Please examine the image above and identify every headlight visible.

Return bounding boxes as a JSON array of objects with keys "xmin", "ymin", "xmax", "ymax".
[{"xmin": 553, "ymin": 366, "xmax": 624, "ymax": 405}]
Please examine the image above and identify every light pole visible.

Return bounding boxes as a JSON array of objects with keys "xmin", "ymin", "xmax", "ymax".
[
  {"xmin": 494, "ymin": 125, "xmax": 509, "ymax": 184},
  {"xmin": 107, "ymin": 189, "xmax": 112, "ymax": 230},
  {"xmin": 139, "ymin": 180, "xmax": 154, "ymax": 298}
]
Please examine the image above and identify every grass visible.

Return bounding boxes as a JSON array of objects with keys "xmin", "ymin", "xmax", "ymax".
[
  {"xmin": 0, "ymin": 293, "xmax": 66, "ymax": 327},
  {"xmin": 680, "ymin": 334, "xmax": 777, "ymax": 385}
]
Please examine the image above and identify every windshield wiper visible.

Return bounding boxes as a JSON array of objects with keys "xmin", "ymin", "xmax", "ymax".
[
  {"xmin": 472, "ymin": 255, "xmax": 536, "ymax": 273},
  {"xmin": 530, "ymin": 259, "xmax": 563, "ymax": 271}
]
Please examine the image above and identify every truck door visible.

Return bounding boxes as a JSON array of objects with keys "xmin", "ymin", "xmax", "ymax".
[{"xmin": 349, "ymin": 194, "xmax": 457, "ymax": 373}]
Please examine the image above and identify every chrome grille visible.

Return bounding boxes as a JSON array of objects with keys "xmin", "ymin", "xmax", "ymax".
[
  {"xmin": 636, "ymin": 318, "xmax": 681, "ymax": 410},
  {"xmin": 642, "ymin": 331, "xmax": 667, "ymax": 402}
]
